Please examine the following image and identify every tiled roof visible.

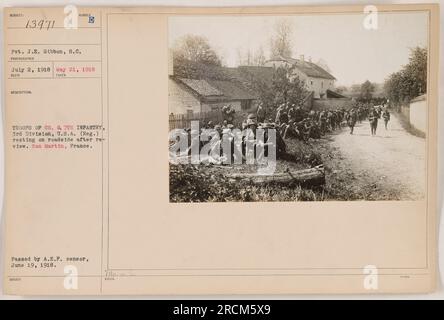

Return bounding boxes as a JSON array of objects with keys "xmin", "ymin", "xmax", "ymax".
[
  {"xmin": 326, "ymin": 89, "xmax": 348, "ymax": 98},
  {"xmin": 178, "ymin": 78, "xmax": 223, "ymax": 96},
  {"xmin": 206, "ymin": 79, "xmax": 257, "ymax": 100},
  {"xmin": 175, "ymin": 76, "xmax": 257, "ymax": 101},
  {"xmin": 268, "ymin": 56, "xmax": 336, "ymax": 80},
  {"xmin": 237, "ymin": 66, "xmax": 275, "ymax": 84}
]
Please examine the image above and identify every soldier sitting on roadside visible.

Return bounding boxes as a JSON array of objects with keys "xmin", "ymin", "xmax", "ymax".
[
  {"xmin": 319, "ymin": 111, "xmax": 328, "ymax": 134},
  {"xmin": 222, "ymin": 104, "xmax": 235, "ymax": 124},
  {"xmin": 204, "ymin": 120, "xmax": 214, "ymax": 129},
  {"xmin": 275, "ymin": 104, "xmax": 285, "ymax": 125},
  {"xmin": 256, "ymin": 103, "xmax": 266, "ymax": 123}
]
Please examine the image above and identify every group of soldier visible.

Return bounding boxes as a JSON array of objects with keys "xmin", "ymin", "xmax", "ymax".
[
  {"xmin": 344, "ymin": 102, "xmax": 391, "ymax": 136},
  {"xmin": 210, "ymin": 100, "xmax": 392, "ymax": 142},
  {"xmin": 202, "ymin": 107, "xmax": 287, "ymax": 159},
  {"xmin": 254, "ymin": 102, "xmax": 359, "ymax": 142},
  {"xmin": 175, "ymin": 100, "xmax": 391, "ymax": 163}
]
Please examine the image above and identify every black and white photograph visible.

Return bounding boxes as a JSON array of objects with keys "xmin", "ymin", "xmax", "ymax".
[
  {"xmin": 1, "ymin": 2, "xmax": 440, "ymax": 299},
  {"xmin": 168, "ymin": 11, "xmax": 428, "ymax": 202}
]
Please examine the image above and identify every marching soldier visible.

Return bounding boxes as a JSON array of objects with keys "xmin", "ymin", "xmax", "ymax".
[
  {"xmin": 346, "ymin": 108, "xmax": 357, "ymax": 134},
  {"xmin": 382, "ymin": 109, "xmax": 391, "ymax": 130},
  {"xmin": 368, "ymin": 107, "xmax": 380, "ymax": 136}
]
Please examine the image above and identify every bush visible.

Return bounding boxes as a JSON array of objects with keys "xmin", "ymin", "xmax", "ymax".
[{"xmin": 169, "ymin": 163, "xmax": 324, "ymax": 202}]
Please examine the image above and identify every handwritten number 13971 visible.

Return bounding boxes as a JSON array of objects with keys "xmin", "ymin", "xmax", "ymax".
[{"xmin": 25, "ymin": 19, "xmax": 55, "ymax": 30}]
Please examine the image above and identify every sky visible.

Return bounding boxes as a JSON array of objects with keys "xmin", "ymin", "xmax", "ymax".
[{"xmin": 169, "ymin": 12, "xmax": 428, "ymax": 86}]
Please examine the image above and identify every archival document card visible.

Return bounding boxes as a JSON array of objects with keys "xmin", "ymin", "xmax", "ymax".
[{"xmin": 2, "ymin": 4, "xmax": 439, "ymax": 295}]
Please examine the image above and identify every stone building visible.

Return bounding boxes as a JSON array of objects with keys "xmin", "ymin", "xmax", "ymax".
[
  {"xmin": 264, "ymin": 55, "xmax": 337, "ymax": 99},
  {"xmin": 168, "ymin": 76, "xmax": 257, "ymax": 115}
]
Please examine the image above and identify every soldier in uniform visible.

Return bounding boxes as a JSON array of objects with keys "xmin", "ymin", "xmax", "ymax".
[
  {"xmin": 222, "ymin": 104, "xmax": 235, "ymax": 124},
  {"xmin": 287, "ymin": 104, "xmax": 296, "ymax": 122},
  {"xmin": 346, "ymin": 108, "xmax": 357, "ymax": 135},
  {"xmin": 319, "ymin": 111, "xmax": 327, "ymax": 134},
  {"xmin": 275, "ymin": 104, "xmax": 284, "ymax": 125},
  {"xmin": 214, "ymin": 124, "xmax": 223, "ymax": 137},
  {"xmin": 279, "ymin": 106, "xmax": 289, "ymax": 125},
  {"xmin": 382, "ymin": 109, "xmax": 391, "ymax": 130},
  {"xmin": 326, "ymin": 111, "xmax": 334, "ymax": 132},
  {"xmin": 241, "ymin": 118, "xmax": 258, "ymax": 161},
  {"xmin": 293, "ymin": 106, "xmax": 304, "ymax": 123},
  {"xmin": 368, "ymin": 107, "xmax": 380, "ymax": 136},
  {"xmin": 308, "ymin": 119, "xmax": 321, "ymax": 139},
  {"xmin": 308, "ymin": 110, "xmax": 316, "ymax": 121},
  {"xmin": 256, "ymin": 103, "xmax": 266, "ymax": 123}
]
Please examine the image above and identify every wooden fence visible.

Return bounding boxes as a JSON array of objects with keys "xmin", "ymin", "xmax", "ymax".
[{"xmin": 169, "ymin": 110, "xmax": 224, "ymax": 130}]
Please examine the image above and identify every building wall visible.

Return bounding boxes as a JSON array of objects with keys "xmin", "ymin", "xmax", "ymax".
[
  {"xmin": 400, "ymin": 104, "xmax": 410, "ymax": 122},
  {"xmin": 312, "ymin": 98, "xmax": 353, "ymax": 111},
  {"xmin": 290, "ymin": 67, "xmax": 309, "ymax": 85},
  {"xmin": 202, "ymin": 101, "xmax": 242, "ymax": 113},
  {"xmin": 291, "ymin": 69, "xmax": 334, "ymax": 99},
  {"xmin": 168, "ymin": 78, "xmax": 201, "ymax": 115},
  {"xmin": 307, "ymin": 77, "xmax": 335, "ymax": 99},
  {"xmin": 409, "ymin": 98, "xmax": 426, "ymax": 133},
  {"xmin": 264, "ymin": 60, "xmax": 335, "ymax": 99}
]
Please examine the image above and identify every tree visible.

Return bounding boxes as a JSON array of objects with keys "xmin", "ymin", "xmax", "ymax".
[
  {"xmin": 384, "ymin": 46, "xmax": 427, "ymax": 106},
  {"xmin": 173, "ymin": 34, "xmax": 222, "ymax": 66},
  {"xmin": 242, "ymin": 65, "xmax": 307, "ymax": 117},
  {"xmin": 236, "ymin": 47, "xmax": 252, "ymax": 66},
  {"xmin": 335, "ymin": 86, "xmax": 348, "ymax": 94},
  {"xmin": 350, "ymin": 84, "xmax": 362, "ymax": 98},
  {"xmin": 270, "ymin": 19, "xmax": 293, "ymax": 58},
  {"xmin": 237, "ymin": 46, "xmax": 267, "ymax": 66},
  {"xmin": 403, "ymin": 46, "xmax": 427, "ymax": 95},
  {"xmin": 360, "ymin": 80, "xmax": 375, "ymax": 101},
  {"xmin": 257, "ymin": 65, "xmax": 307, "ymax": 111},
  {"xmin": 272, "ymin": 66, "xmax": 307, "ymax": 106},
  {"xmin": 252, "ymin": 46, "xmax": 266, "ymax": 66}
]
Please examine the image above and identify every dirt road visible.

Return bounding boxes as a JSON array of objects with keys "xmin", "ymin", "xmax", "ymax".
[{"xmin": 322, "ymin": 114, "xmax": 426, "ymax": 200}]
